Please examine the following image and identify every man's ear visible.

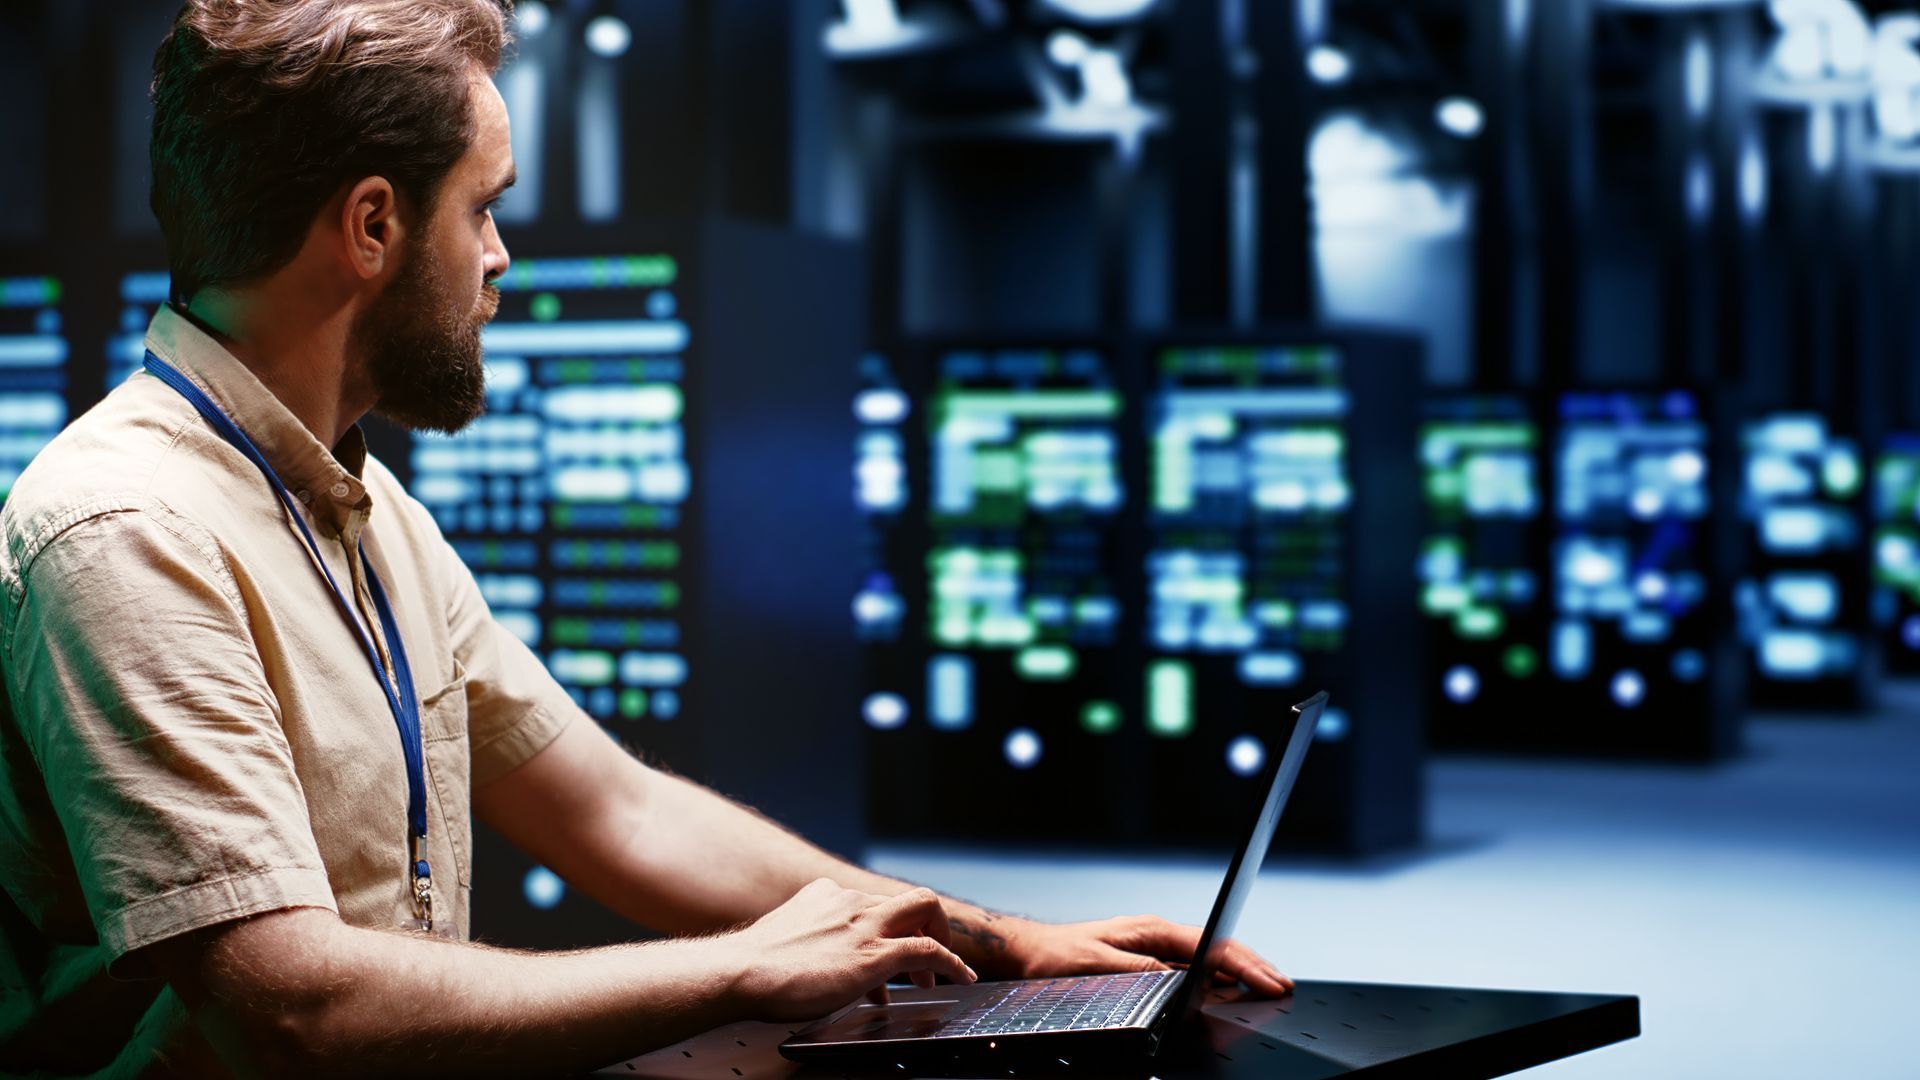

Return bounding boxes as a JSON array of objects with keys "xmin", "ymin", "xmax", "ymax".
[{"xmin": 340, "ymin": 176, "xmax": 401, "ymax": 282}]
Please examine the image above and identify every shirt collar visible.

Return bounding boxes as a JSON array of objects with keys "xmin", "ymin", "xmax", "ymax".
[{"xmin": 144, "ymin": 304, "xmax": 373, "ymax": 535}]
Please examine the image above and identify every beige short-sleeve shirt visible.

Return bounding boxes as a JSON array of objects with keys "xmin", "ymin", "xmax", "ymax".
[{"xmin": 0, "ymin": 305, "xmax": 578, "ymax": 1077}]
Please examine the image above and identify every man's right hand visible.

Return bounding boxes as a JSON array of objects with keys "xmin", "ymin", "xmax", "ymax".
[{"xmin": 727, "ymin": 879, "xmax": 978, "ymax": 1021}]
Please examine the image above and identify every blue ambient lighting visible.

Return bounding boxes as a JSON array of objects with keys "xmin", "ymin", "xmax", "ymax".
[
  {"xmin": 515, "ymin": 0, "xmax": 549, "ymax": 36},
  {"xmin": 1435, "ymin": 97, "xmax": 1485, "ymax": 138},
  {"xmin": 863, "ymin": 693, "xmax": 908, "ymax": 730},
  {"xmin": 929, "ymin": 654, "xmax": 974, "ymax": 730},
  {"xmin": 1226, "ymin": 735, "xmax": 1266, "ymax": 778},
  {"xmin": 523, "ymin": 866, "xmax": 565, "ymax": 910},
  {"xmin": 1759, "ymin": 631, "xmax": 1825, "ymax": 678},
  {"xmin": 1443, "ymin": 664, "xmax": 1481, "ymax": 705},
  {"xmin": 1672, "ymin": 649, "xmax": 1706, "ymax": 682},
  {"xmin": 584, "ymin": 15, "xmax": 632, "ymax": 58},
  {"xmin": 1240, "ymin": 651, "xmax": 1303, "ymax": 686},
  {"xmin": 1004, "ymin": 728, "xmax": 1043, "ymax": 769},
  {"xmin": 1610, "ymin": 669, "xmax": 1647, "ymax": 709},
  {"xmin": 855, "ymin": 388, "xmax": 910, "ymax": 425},
  {"xmin": 1769, "ymin": 575, "xmax": 1839, "ymax": 623},
  {"xmin": 1553, "ymin": 620, "xmax": 1592, "ymax": 679},
  {"xmin": 1306, "ymin": 45, "xmax": 1352, "ymax": 85},
  {"xmin": 482, "ymin": 320, "xmax": 689, "ymax": 355}
]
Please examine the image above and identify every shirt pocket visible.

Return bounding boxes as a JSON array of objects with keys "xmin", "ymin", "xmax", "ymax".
[{"xmin": 419, "ymin": 659, "xmax": 473, "ymax": 889}]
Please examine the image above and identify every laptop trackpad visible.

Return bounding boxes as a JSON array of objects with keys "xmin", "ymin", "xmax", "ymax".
[{"xmin": 813, "ymin": 1002, "xmax": 961, "ymax": 1042}]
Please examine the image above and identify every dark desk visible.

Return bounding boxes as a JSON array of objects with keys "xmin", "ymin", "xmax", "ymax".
[{"xmin": 596, "ymin": 979, "xmax": 1640, "ymax": 1078}]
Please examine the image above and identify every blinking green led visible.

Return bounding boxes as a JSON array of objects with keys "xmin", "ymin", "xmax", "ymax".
[{"xmin": 1081, "ymin": 701, "xmax": 1121, "ymax": 734}]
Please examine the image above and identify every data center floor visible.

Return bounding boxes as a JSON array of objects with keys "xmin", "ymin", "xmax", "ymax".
[{"xmin": 868, "ymin": 684, "xmax": 1920, "ymax": 1078}]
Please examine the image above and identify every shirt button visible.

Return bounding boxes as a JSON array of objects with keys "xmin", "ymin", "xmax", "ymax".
[
  {"xmin": 296, "ymin": 490, "xmax": 312, "ymax": 504},
  {"xmin": 329, "ymin": 482, "xmax": 350, "ymax": 499}
]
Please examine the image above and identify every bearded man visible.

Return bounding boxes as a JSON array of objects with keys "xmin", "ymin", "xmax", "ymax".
[{"xmin": 0, "ymin": 2, "xmax": 1289, "ymax": 1076}]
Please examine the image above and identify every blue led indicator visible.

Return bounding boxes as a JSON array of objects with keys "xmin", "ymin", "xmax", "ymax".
[
  {"xmin": 928, "ymin": 654, "xmax": 974, "ymax": 730},
  {"xmin": 523, "ymin": 866, "xmax": 566, "ymax": 910},
  {"xmin": 1003, "ymin": 727, "xmax": 1043, "ymax": 769}
]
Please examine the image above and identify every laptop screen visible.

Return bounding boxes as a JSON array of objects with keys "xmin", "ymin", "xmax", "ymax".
[{"xmin": 1163, "ymin": 690, "xmax": 1327, "ymax": 1027}]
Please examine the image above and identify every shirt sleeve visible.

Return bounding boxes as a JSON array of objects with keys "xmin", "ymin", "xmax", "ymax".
[
  {"xmin": 4, "ymin": 506, "xmax": 336, "ymax": 962},
  {"xmin": 439, "ymin": 537, "xmax": 577, "ymax": 786}
]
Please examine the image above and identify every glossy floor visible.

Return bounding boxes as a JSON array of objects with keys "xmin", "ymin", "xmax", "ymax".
[{"xmin": 868, "ymin": 686, "xmax": 1920, "ymax": 1078}]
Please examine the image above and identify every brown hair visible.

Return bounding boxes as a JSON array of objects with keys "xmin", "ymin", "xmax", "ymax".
[{"xmin": 150, "ymin": 0, "xmax": 512, "ymax": 304}]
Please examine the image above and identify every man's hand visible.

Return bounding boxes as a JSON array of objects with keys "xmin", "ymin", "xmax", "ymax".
[
  {"xmin": 985, "ymin": 914, "xmax": 1293, "ymax": 997},
  {"xmin": 728, "ymin": 879, "xmax": 978, "ymax": 1022}
]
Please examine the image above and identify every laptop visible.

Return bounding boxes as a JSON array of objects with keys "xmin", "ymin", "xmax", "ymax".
[{"xmin": 779, "ymin": 690, "xmax": 1329, "ymax": 1072}]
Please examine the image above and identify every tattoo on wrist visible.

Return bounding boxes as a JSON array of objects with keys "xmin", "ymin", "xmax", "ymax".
[{"xmin": 948, "ymin": 912, "xmax": 1010, "ymax": 962}]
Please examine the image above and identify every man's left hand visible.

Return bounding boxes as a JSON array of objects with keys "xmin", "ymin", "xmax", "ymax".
[{"xmin": 988, "ymin": 915, "xmax": 1293, "ymax": 997}]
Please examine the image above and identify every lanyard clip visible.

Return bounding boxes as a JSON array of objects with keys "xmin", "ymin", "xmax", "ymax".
[{"xmin": 409, "ymin": 834, "xmax": 433, "ymax": 933}]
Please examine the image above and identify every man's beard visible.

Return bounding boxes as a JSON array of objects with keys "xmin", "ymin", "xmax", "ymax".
[{"xmin": 353, "ymin": 243, "xmax": 498, "ymax": 435}]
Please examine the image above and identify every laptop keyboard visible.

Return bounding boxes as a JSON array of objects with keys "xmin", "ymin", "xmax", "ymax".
[{"xmin": 934, "ymin": 970, "xmax": 1180, "ymax": 1038}]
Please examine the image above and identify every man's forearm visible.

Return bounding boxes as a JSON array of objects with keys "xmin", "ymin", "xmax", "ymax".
[
  {"xmin": 938, "ymin": 900, "xmax": 1027, "ymax": 978},
  {"xmin": 610, "ymin": 771, "xmax": 1032, "ymax": 977},
  {"xmin": 185, "ymin": 910, "xmax": 746, "ymax": 1077}
]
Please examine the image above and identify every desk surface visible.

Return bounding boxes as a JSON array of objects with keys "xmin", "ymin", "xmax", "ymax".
[{"xmin": 596, "ymin": 979, "xmax": 1640, "ymax": 1079}]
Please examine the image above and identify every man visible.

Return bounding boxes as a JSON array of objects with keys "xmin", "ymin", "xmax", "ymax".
[{"xmin": 0, "ymin": 2, "xmax": 1290, "ymax": 1076}]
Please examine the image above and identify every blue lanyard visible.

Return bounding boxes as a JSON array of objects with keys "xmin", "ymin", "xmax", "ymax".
[{"xmin": 142, "ymin": 351, "xmax": 434, "ymax": 912}]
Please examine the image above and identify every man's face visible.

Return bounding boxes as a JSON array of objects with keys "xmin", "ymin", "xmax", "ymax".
[{"xmin": 355, "ymin": 69, "xmax": 514, "ymax": 435}]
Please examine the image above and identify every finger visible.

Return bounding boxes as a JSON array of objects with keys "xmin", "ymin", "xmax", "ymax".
[
  {"xmin": 1148, "ymin": 924, "xmax": 1291, "ymax": 996},
  {"xmin": 903, "ymin": 925, "xmax": 936, "ymax": 989},
  {"xmin": 1214, "ymin": 940, "xmax": 1293, "ymax": 995},
  {"xmin": 1229, "ymin": 944, "xmax": 1293, "ymax": 995},
  {"xmin": 885, "ymin": 934, "xmax": 977, "ymax": 985},
  {"xmin": 865, "ymin": 984, "xmax": 892, "ymax": 1006},
  {"xmin": 874, "ymin": 888, "xmax": 957, "ymax": 954}
]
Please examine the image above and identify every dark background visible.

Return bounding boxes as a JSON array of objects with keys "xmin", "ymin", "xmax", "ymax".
[{"xmin": 2, "ymin": 8, "xmax": 1916, "ymax": 1034}]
